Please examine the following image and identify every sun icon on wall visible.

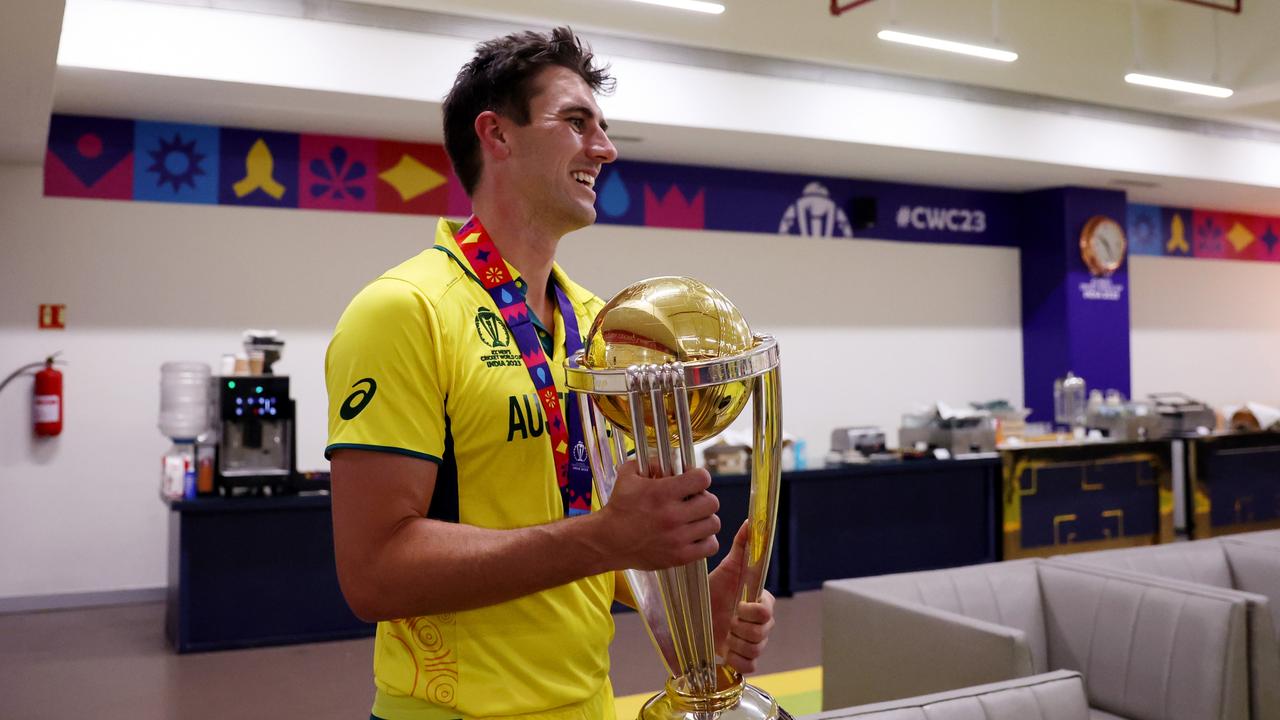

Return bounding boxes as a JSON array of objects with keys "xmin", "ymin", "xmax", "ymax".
[{"xmin": 146, "ymin": 133, "xmax": 206, "ymax": 192}]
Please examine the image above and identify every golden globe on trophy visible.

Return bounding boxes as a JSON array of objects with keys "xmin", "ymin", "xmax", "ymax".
[{"xmin": 565, "ymin": 277, "xmax": 787, "ymax": 720}]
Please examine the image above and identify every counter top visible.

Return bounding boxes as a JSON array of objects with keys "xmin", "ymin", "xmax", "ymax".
[{"xmin": 167, "ymin": 492, "xmax": 332, "ymax": 513}]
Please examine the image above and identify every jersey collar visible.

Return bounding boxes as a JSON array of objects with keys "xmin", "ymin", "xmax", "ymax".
[{"xmin": 433, "ymin": 217, "xmax": 596, "ymax": 310}]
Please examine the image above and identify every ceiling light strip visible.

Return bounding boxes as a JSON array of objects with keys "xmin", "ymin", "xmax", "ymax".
[
  {"xmin": 1124, "ymin": 73, "xmax": 1233, "ymax": 98},
  {"xmin": 877, "ymin": 30, "xmax": 1017, "ymax": 62},
  {"xmin": 625, "ymin": 0, "xmax": 726, "ymax": 14}
]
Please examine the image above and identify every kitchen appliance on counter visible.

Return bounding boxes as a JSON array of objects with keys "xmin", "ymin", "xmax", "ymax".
[
  {"xmin": 207, "ymin": 375, "xmax": 296, "ymax": 494},
  {"xmin": 899, "ymin": 404, "xmax": 996, "ymax": 456},
  {"xmin": 1083, "ymin": 390, "xmax": 1162, "ymax": 441},
  {"xmin": 704, "ymin": 443, "xmax": 752, "ymax": 475},
  {"xmin": 899, "ymin": 423, "xmax": 996, "ymax": 456},
  {"xmin": 243, "ymin": 329, "xmax": 285, "ymax": 374},
  {"xmin": 1148, "ymin": 392, "xmax": 1217, "ymax": 437},
  {"xmin": 829, "ymin": 426, "xmax": 888, "ymax": 463}
]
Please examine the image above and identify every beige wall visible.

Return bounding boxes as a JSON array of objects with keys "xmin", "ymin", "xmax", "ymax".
[
  {"xmin": 1129, "ymin": 255, "xmax": 1280, "ymax": 406},
  {"xmin": 13, "ymin": 157, "xmax": 1280, "ymax": 601}
]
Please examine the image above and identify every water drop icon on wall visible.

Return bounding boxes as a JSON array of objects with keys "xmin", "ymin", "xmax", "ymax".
[{"xmin": 598, "ymin": 170, "xmax": 630, "ymax": 218}]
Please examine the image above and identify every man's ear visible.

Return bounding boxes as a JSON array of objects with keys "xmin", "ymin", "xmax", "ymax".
[{"xmin": 475, "ymin": 111, "xmax": 511, "ymax": 161}]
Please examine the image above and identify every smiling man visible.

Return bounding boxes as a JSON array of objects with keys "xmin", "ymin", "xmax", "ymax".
[{"xmin": 325, "ymin": 27, "xmax": 775, "ymax": 720}]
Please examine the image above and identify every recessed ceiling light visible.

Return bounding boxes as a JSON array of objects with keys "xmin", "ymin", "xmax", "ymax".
[
  {"xmin": 877, "ymin": 30, "xmax": 1017, "ymax": 63},
  {"xmin": 1124, "ymin": 73, "xmax": 1233, "ymax": 99},
  {"xmin": 624, "ymin": 0, "xmax": 725, "ymax": 14}
]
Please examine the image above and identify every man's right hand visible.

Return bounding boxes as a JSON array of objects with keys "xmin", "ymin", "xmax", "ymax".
[{"xmin": 594, "ymin": 459, "xmax": 720, "ymax": 571}]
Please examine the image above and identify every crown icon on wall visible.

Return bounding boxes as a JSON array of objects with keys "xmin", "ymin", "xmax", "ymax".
[{"xmin": 643, "ymin": 184, "xmax": 705, "ymax": 229}]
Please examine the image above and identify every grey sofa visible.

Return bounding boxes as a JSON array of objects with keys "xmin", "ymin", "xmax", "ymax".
[
  {"xmin": 802, "ymin": 670, "xmax": 1088, "ymax": 720},
  {"xmin": 1056, "ymin": 536, "xmax": 1280, "ymax": 719},
  {"xmin": 1228, "ymin": 530, "xmax": 1280, "ymax": 548},
  {"xmin": 823, "ymin": 558, "xmax": 1252, "ymax": 720},
  {"xmin": 1056, "ymin": 536, "xmax": 1280, "ymax": 632},
  {"xmin": 1221, "ymin": 531, "xmax": 1280, "ymax": 613}
]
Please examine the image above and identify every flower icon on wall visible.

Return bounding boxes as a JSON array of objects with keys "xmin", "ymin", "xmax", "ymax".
[
  {"xmin": 1193, "ymin": 213, "xmax": 1229, "ymax": 257},
  {"xmin": 309, "ymin": 146, "xmax": 367, "ymax": 200}
]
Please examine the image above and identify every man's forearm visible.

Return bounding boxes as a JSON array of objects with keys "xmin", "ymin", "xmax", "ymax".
[{"xmin": 344, "ymin": 512, "xmax": 614, "ymax": 621}]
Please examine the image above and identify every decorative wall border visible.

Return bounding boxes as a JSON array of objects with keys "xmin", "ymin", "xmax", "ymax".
[
  {"xmin": 1127, "ymin": 203, "xmax": 1280, "ymax": 263},
  {"xmin": 44, "ymin": 113, "xmax": 1280, "ymax": 265},
  {"xmin": 44, "ymin": 114, "xmax": 469, "ymax": 217},
  {"xmin": 43, "ymin": 113, "xmax": 1018, "ymax": 247}
]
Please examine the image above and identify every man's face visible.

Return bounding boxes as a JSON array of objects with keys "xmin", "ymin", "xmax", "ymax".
[{"xmin": 502, "ymin": 65, "xmax": 618, "ymax": 234}]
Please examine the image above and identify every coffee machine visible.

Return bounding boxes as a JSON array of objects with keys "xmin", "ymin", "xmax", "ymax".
[{"xmin": 206, "ymin": 375, "xmax": 296, "ymax": 494}]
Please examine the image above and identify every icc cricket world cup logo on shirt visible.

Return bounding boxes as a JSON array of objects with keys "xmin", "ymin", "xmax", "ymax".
[{"xmin": 475, "ymin": 307, "xmax": 511, "ymax": 349}]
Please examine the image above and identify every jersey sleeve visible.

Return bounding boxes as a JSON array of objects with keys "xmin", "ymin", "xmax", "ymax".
[{"xmin": 325, "ymin": 277, "xmax": 448, "ymax": 463}]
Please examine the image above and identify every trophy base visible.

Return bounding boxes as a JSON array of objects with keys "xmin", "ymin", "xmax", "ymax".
[{"xmin": 637, "ymin": 666, "xmax": 791, "ymax": 720}]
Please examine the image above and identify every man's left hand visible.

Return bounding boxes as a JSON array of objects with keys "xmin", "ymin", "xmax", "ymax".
[{"xmin": 708, "ymin": 521, "xmax": 776, "ymax": 674}]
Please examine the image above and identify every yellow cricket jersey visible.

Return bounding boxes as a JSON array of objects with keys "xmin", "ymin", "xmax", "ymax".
[{"xmin": 325, "ymin": 218, "xmax": 617, "ymax": 719}]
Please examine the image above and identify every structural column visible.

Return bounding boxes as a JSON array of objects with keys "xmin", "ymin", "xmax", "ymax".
[{"xmin": 1019, "ymin": 187, "xmax": 1131, "ymax": 423}]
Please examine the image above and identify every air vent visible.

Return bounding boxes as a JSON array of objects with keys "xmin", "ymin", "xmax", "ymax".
[{"xmin": 1109, "ymin": 178, "xmax": 1161, "ymax": 189}]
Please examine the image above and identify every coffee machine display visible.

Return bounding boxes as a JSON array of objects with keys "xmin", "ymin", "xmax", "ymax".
[{"xmin": 209, "ymin": 375, "xmax": 296, "ymax": 494}]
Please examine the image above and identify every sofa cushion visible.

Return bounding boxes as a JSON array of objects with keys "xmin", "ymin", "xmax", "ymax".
[{"xmin": 847, "ymin": 560, "xmax": 1048, "ymax": 674}]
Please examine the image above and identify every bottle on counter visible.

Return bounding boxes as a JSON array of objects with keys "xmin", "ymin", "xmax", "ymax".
[
  {"xmin": 161, "ymin": 441, "xmax": 196, "ymax": 502},
  {"xmin": 1054, "ymin": 371, "xmax": 1087, "ymax": 430}
]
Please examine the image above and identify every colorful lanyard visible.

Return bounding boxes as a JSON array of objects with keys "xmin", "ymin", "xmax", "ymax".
[{"xmin": 454, "ymin": 216, "xmax": 593, "ymax": 517}]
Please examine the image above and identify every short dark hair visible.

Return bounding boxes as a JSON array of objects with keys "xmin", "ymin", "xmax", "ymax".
[{"xmin": 442, "ymin": 26, "xmax": 614, "ymax": 195}]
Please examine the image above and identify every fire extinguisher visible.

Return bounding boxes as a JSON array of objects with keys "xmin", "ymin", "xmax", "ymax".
[{"xmin": 34, "ymin": 355, "xmax": 63, "ymax": 437}]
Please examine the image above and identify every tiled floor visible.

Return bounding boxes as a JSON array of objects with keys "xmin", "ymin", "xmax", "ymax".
[{"xmin": 0, "ymin": 590, "xmax": 822, "ymax": 719}]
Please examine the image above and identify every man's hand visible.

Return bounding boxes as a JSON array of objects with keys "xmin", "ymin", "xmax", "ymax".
[
  {"xmin": 709, "ymin": 521, "xmax": 776, "ymax": 674},
  {"xmin": 594, "ymin": 459, "xmax": 720, "ymax": 571}
]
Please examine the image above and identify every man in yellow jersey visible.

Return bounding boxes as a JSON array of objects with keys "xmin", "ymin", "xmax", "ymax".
[{"xmin": 326, "ymin": 27, "xmax": 775, "ymax": 720}]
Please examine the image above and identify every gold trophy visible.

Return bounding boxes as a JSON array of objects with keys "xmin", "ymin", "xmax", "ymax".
[{"xmin": 565, "ymin": 277, "xmax": 787, "ymax": 720}]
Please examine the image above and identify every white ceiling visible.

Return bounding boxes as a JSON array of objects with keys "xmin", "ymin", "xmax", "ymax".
[
  {"xmin": 6, "ymin": 0, "xmax": 1280, "ymax": 214},
  {"xmin": 352, "ymin": 0, "xmax": 1280, "ymax": 129}
]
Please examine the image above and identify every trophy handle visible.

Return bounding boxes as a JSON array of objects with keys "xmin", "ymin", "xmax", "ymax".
[{"xmin": 739, "ymin": 364, "xmax": 783, "ymax": 604}]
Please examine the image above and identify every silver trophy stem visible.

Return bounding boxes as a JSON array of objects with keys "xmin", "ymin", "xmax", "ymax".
[
  {"xmin": 611, "ymin": 425, "xmax": 628, "ymax": 470},
  {"xmin": 668, "ymin": 364, "xmax": 717, "ymax": 695},
  {"xmin": 627, "ymin": 367, "xmax": 653, "ymax": 478},
  {"xmin": 671, "ymin": 364, "xmax": 696, "ymax": 473},
  {"xmin": 585, "ymin": 383, "xmax": 679, "ymax": 676},
  {"xmin": 579, "ymin": 393, "xmax": 613, "ymax": 501},
  {"xmin": 628, "ymin": 365, "xmax": 718, "ymax": 696},
  {"xmin": 648, "ymin": 366, "xmax": 675, "ymax": 478}
]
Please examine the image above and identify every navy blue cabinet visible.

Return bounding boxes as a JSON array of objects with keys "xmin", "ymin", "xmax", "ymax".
[{"xmin": 165, "ymin": 495, "xmax": 373, "ymax": 653}]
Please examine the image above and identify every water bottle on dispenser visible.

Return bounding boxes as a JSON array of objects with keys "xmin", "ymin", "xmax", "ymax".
[{"xmin": 158, "ymin": 362, "xmax": 210, "ymax": 501}]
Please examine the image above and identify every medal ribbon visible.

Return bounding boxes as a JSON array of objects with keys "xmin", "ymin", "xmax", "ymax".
[{"xmin": 454, "ymin": 216, "xmax": 593, "ymax": 517}]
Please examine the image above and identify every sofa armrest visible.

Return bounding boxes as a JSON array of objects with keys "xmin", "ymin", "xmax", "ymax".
[
  {"xmin": 1040, "ymin": 559, "xmax": 1251, "ymax": 720},
  {"xmin": 1224, "ymin": 529, "xmax": 1280, "ymax": 548},
  {"xmin": 803, "ymin": 670, "xmax": 1088, "ymax": 720},
  {"xmin": 1221, "ymin": 538, "xmax": 1280, "ymax": 625},
  {"xmin": 822, "ymin": 581, "xmax": 1035, "ymax": 711}
]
